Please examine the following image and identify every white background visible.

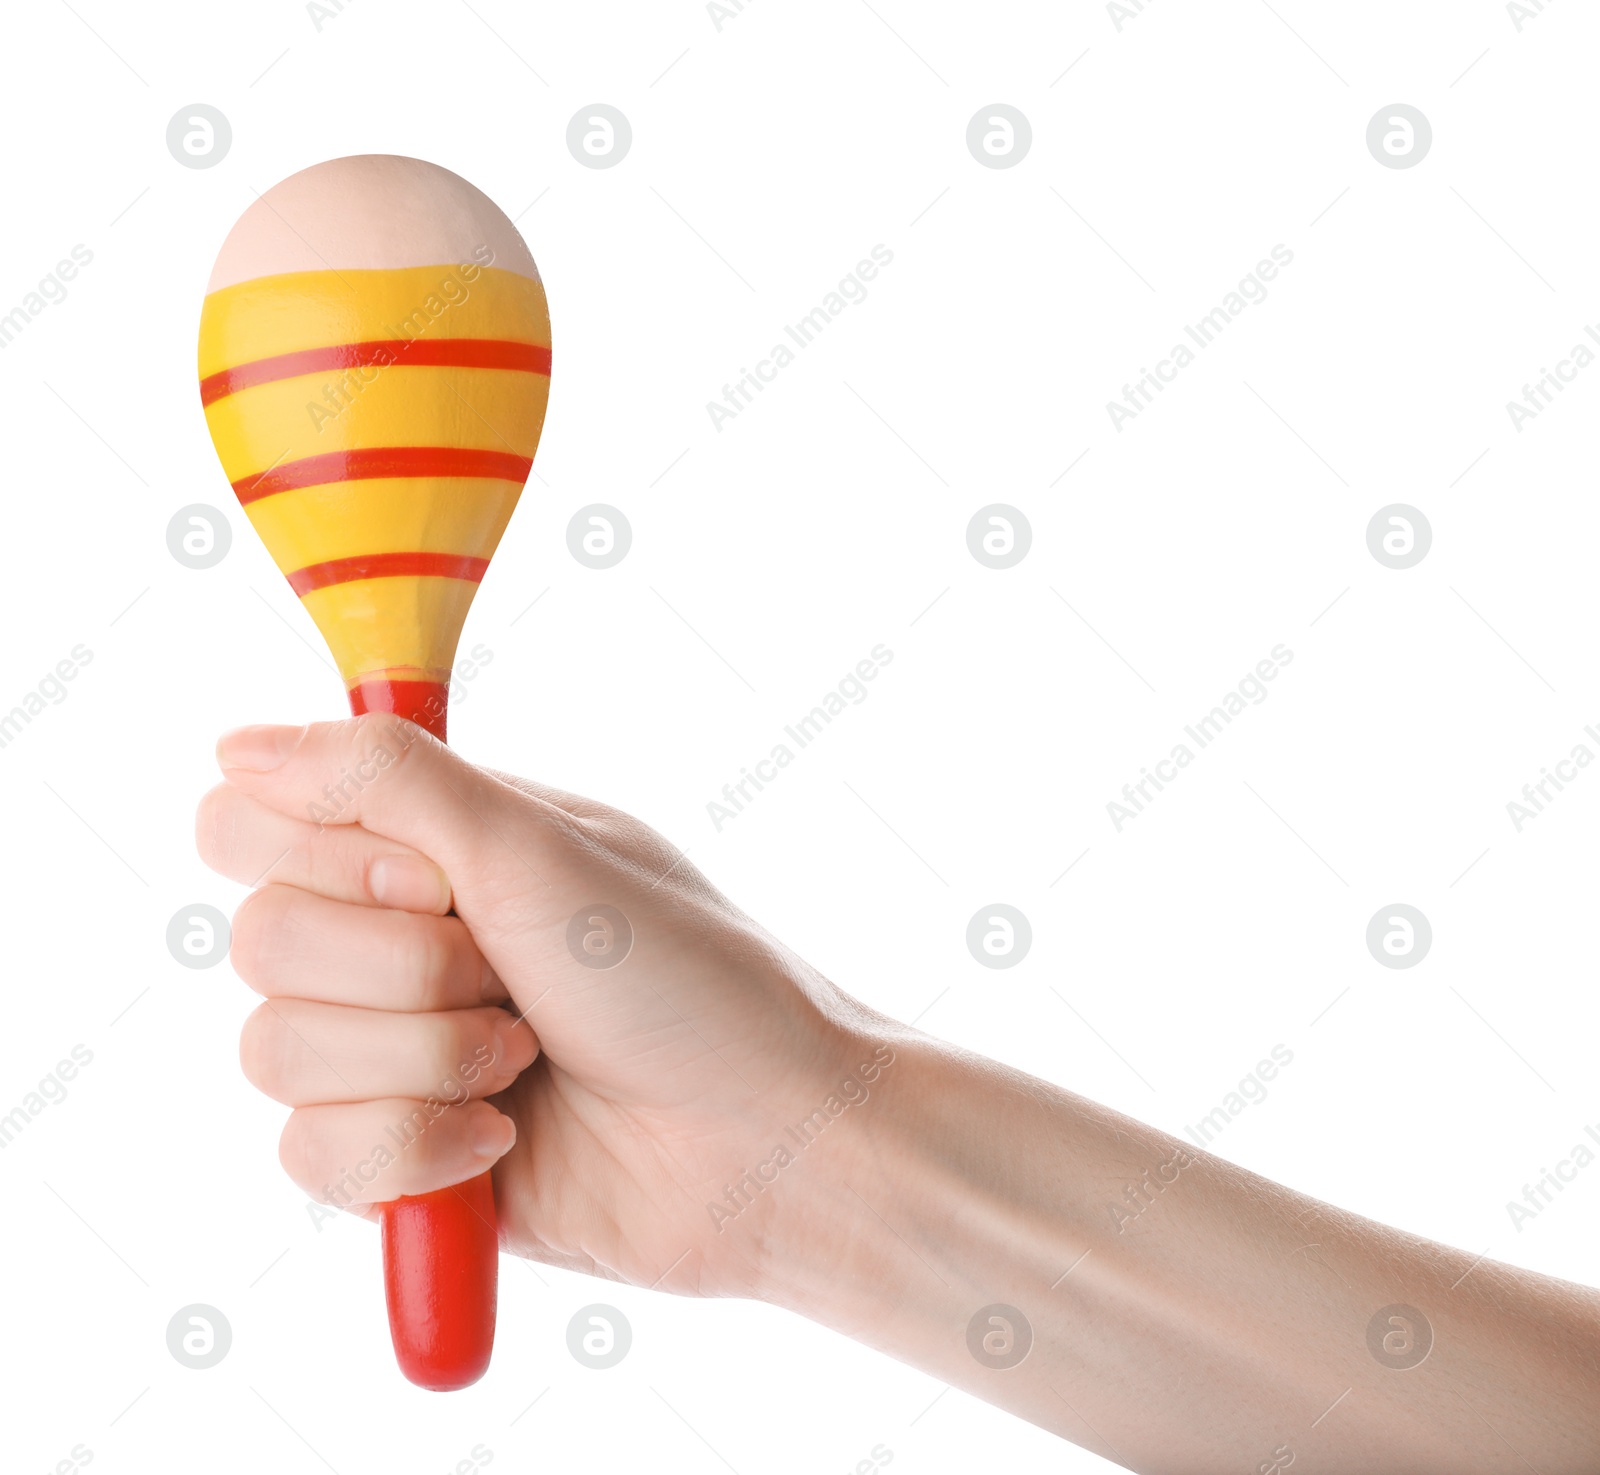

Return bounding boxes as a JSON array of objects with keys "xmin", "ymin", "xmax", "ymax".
[{"xmin": 2, "ymin": 1, "xmax": 1598, "ymax": 1471}]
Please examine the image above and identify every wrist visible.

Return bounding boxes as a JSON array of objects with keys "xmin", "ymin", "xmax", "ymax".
[
  {"xmin": 752, "ymin": 1025, "xmax": 1188, "ymax": 1423},
  {"xmin": 755, "ymin": 1029, "xmax": 1083, "ymax": 1344},
  {"xmin": 712, "ymin": 1022, "xmax": 902, "ymax": 1307}
]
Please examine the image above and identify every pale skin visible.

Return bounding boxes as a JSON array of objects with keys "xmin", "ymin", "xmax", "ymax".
[{"xmin": 198, "ymin": 715, "xmax": 1600, "ymax": 1474}]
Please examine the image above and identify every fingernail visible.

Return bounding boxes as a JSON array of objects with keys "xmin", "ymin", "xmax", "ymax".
[
  {"xmin": 217, "ymin": 724, "xmax": 302, "ymax": 772},
  {"xmin": 369, "ymin": 855, "xmax": 451, "ymax": 913},
  {"xmin": 471, "ymin": 1109, "xmax": 516, "ymax": 1160},
  {"xmin": 479, "ymin": 955, "xmax": 503, "ymax": 1005},
  {"xmin": 494, "ymin": 1013, "xmax": 538, "ymax": 1071}
]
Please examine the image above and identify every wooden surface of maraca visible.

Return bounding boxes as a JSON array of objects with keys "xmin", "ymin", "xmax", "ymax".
[{"xmin": 198, "ymin": 154, "xmax": 551, "ymax": 1390}]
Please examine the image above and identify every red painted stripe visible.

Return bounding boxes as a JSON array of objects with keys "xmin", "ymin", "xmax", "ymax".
[
  {"xmin": 347, "ymin": 678, "xmax": 451, "ymax": 743},
  {"xmin": 233, "ymin": 446, "xmax": 532, "ymax": 504},
  {"xmin": 287, "ymin": 552, "xmax": 489, "ymax": 597},
  {"xmin": 200, "ymin": 338, "xmax": 551, "ymax": 407}
]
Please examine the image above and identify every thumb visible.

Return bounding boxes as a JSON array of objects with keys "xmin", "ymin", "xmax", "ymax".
[{"xmin": 215, "ymin": 715, "xmax": 575, "ymax": 925}]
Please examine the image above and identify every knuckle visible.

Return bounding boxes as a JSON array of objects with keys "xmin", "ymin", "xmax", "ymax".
[
  {"xmin": 344, "ymin": 711, "xmax": 392, "ymax": 758},
  {"xmin": 277, "ymin": 1111, "xmax": 310, "ymax": 1177},
  {"xmin": 193, "ymin": 785, "xmax": 234, "ymax": 871},
  {"xmin": 333, "ymin": 712, "xmax": 443, "ymax": 820},
  {"xmin": 431, "ymin": 1016, "xmax": 480, "ymax": 1100},
  {"xmin": 299, "ymin": 826, "xmax": 366, "ymax": 901},
  {"xmin": 228, "ymin": 890, "xmax": 269, "ymax": 988},
  {"xmin": 228, "ymin": 885, "xmax": 291, "ymax": 992},
  {"xmin": 239, "ymin": 1002, "xmax": 291, "ymax": 1098},
  {"xmin": 278, "ymin": 1108, "xmax": 330, "ymax": 1187},
  {"xmin": 355, "ymin": 711, "xmax": 430, "ymax": 775},
  {"xmin": 387, "ymin": 1098, "xmax": 440, "ymax": 1164},
  {"xmin": 409, "ymin": 1102, "xmax": 472, "ymax": 1173},
  {"xmin": 346, "ymin": 711, "xmax": 392, "ymax": 740},
  {"xmin": 387, "ymin": 912, "xmax": 449, "ymax": 1008}
]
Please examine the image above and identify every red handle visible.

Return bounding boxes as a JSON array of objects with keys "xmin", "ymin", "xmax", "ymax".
[
  {"xmin": 349, "ymin": 678, "xmax": 499, "ymax": 1390},
  {"xmin": 381, "ymin": 1172, "xmax": 499, "ymax": 1390}
]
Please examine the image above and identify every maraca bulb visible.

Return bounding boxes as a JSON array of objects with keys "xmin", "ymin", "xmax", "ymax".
[{"xmin": 198, "ymin": 155, "xmax": 550, "ymax": 727}]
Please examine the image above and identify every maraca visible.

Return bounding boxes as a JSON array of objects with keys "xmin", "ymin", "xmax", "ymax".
[{"xmin": 197, "ymin": 154, "xmax": 551, "ymax": 1389}]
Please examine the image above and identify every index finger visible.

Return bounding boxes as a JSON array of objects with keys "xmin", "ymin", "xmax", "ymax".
[{"xmin": 197, "ymin": 781, "xmax": 452, "ymax": 914}]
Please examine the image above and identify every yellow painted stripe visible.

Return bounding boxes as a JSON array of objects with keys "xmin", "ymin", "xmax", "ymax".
[
  {"xmin": 244, "ymin": 477, "xmax": 521, "ymax": 570},
  {"xmin": 198, "ymin": 266, "xmax": 550, "ymax": 380},
  {"xmin": 302, "ymin": 576, "xmax": 484, "ymax": 688},
  {"xmin": 343, "ymin": 665, "xmax": 455, "ymax": 691},
  {"xmin": 203, "ymin": 366, "xmax": 549, "ymax": 484}
]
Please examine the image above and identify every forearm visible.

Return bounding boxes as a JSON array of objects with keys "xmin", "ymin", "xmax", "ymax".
[{"xmin": 767, "ymin": 1028, "xmax": 1600, "ymax": 1474}]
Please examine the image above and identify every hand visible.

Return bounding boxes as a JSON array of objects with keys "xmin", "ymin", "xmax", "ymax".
[{"xmin": 197, "ymin": 713, "xmax": 885, "ymax": 1297}]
